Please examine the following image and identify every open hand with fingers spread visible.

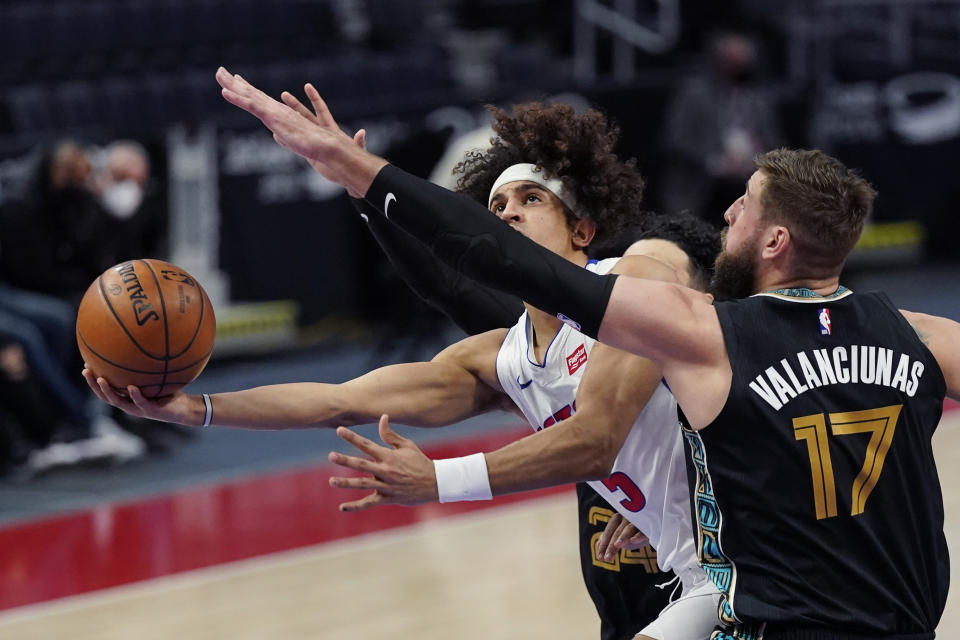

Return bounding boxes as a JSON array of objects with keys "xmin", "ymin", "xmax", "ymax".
[
  {"xmin": 595, "ymin": 513, "xmax": 650, "ymax": 563},
  {"xmin": 82, "ymin": 367, "xmax": 205, "ymax": 426},
  {"xmin": 328, "ymin": 415, "xmax": 439, "ymax": 511},
  {"xmin": 215, "ymin": 66, "xmax": 385, "ymax": 197},
  {"xmin": 277, "ymin": 84, "xmax": 368, "ymax": 197}
]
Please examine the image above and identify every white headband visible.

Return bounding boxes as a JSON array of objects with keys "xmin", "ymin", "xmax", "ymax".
[{"xmin": 487, "ymin": 163, "xmax": 581, "ymax": 218}]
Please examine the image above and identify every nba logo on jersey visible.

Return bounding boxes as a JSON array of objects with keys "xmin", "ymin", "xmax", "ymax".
[
  {"xmin": 818, "ymin": 308, "xmax": 832, "ymax": 335},
  {"xmin": 566, "ymin": 344, "xmax": 587, "ymax": 375}
]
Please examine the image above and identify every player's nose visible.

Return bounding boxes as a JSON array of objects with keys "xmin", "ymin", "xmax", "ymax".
[
  {"xmin": 497, "ymin": 198, "xmax": 523, "ymax": 223},
  {"xmin": 723, "ymin": 200, "xmax": 737, "ymax": 225}
]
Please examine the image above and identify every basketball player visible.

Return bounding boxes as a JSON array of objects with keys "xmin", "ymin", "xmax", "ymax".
[
  {"xmin": 351, "ymin": 198, "xmax": 716, "ymax": 640},
  {"xmin": 340, "ymin": 102, "xmax": 719, "ymax": 640},
  {"xmin": 214, "ymin": 66, "xmax": 960, "ymax": 638},
  {"xmin": 85, "ymin": 100, "xmax": 723, "ymax": 638}
]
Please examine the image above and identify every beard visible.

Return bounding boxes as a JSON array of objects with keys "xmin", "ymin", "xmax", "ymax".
[{"xmin": 709, "ymin": 231, "xmax": 759, "ymax": 301}]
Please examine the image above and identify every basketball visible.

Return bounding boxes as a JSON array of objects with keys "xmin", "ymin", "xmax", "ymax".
[{"xmin": 76, "ymin": 259, "xmax": 217, "ymax": 398}]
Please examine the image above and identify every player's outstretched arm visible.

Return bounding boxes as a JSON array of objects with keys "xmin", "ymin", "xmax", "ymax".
[
  {"xmin": 357, "ymin": 199, "xmax": 524, "ymax": 335},
  {"xmin": 901, "ymin": 310, "xmax": 960, "ymax": 402},
  {"xmin": 217, "ymin": 68, "xmax": 614, "ymax": 337},
  {"xmin": 279, "ymin": 83, "xmax": 524, "ymax": 334},
  {"xmin": 328, "ymin": 343, "xmax": 661, "ymax": 508},
  {"xmin": 329, "ymin": 257, "xmax": 680, "ymax": 509},
  {"xmin": 81, "ymin": 330, "xmax": 507, "ymax": 429},
  {"xmin": 217, "ymin": 69, "xmax": 721, "ymax": 377}
]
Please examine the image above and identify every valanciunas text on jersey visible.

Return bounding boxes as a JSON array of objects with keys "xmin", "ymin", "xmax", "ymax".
[{"xmin": 748, "ymin": 344, "xmax": 926, "ymax": 411}]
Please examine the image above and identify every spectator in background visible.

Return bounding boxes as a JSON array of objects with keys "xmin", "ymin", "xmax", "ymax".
[
  {"xmin": 660, "ymin": 29, "xmax": 783, "ymax": 225},
  {"xmin": 93, "ymin": 140, "xmax": 191, "ymax": 452},
  {"xmin": 0, "ymin": 141, "xmax": 152, "ymax": 469},
  {"xmin": 94, "ymin": 140, "xmax": 167, "ymax": 261},
  {"xmin": 0, "ymin": 140, "xmax": 115, "ymax": 307}
]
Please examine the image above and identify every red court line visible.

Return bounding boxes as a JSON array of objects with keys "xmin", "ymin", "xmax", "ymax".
[{"xmin": 0, "ymin": 424, "xmax": 570, "ymax": 612}]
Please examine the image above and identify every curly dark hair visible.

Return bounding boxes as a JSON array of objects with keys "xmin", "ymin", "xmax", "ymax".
[
  {"xmin": 453, "ymin": 102, "xmax": 650, "ymax": 253},
  {"xmin": 635, "ymin": 211, "xmax": 721, "ymax": 290},
  {"xmin": 587, "ymin": 210, "xmax": 721, "ymax": 288}
]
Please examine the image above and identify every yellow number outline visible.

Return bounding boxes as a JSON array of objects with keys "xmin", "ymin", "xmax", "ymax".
[
  {"xmin": 793, "ymin": 413, "xmax": 838, "ymax": 519},
  {"xmin": 794, "ymin": 404, "xmax": 902, "ymax": 519}
]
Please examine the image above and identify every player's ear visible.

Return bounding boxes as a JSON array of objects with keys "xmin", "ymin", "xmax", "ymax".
[
  {"xmin": 761, "ymin": 224, "xmax": 790, "ymax": 261},
  {"xmin": 571, "ymin": 218, "xmax": 596, "ymax": 250}
]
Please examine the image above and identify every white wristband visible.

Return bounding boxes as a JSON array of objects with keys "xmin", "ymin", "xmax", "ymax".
[
  {"xmin": 434, "ymin": 453, "xmax": 493, "ymax": 503},
  {"xmin": 201, "ymin": 393, "xmax": 213, "ymax": 427}
]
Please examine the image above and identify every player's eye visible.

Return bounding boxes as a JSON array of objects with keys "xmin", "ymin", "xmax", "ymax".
[
  {"xmin": 525, "ymin": 193, "xmax": 541, "ymax": 204},
  {"xmin": 491, "ymin": 203, "xmax": 504, "ymax": 213}
]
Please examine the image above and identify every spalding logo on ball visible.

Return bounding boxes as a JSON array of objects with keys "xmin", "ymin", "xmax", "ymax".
[{"xmin": 77, "ymin": 259, "xmax": 217, "ymax": 398}]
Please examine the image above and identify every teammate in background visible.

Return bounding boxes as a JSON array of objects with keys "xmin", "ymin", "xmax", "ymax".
[
  {"xmin": 86, "ymin": 99, "xmax": 722, "ymax": 639},
  {"xmin": 214, "ymin": 66, "xmax": 960, "ymax": 638}
]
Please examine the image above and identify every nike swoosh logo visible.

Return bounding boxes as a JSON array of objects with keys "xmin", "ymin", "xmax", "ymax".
[
  {"xmin": 517, "ymin": 376, "xmax": 533, "ymax": 389},
  {"xmin": 384, "ymin": 192, "xmax": 397, "ymax": 219}
]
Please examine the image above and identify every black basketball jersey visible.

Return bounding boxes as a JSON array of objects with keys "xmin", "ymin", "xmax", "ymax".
[
  {"xmin": 684, "ymin": 289, "xmax": 948, "ymax": 638},
  {"xmin": 575, "ymin": 482, "xmax": 674, "ymax": 640}
]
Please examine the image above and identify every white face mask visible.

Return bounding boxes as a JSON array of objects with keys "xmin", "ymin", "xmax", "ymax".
[{"xmin": 101, "ymin": 180, "xmax": 144, "ymax": 220}]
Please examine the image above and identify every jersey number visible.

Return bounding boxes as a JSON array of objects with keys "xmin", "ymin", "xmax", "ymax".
[
  {"xmin": 793, "ymin": 404, "xmax": 902, "ymax": 520},
  {"xmin": 601, "ymin": 472, "xmax": 646, "ymax": 512}
]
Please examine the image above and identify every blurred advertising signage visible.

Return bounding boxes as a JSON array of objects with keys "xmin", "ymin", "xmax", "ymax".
[{"xmin": 813, "ymin": 72, "xmax": 960, "ymax": 146}]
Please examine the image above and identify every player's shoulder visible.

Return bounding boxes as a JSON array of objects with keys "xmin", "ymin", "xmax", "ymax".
[{"xmin": 607, "ymin": 253, "xmax": 682, "ymax": 284}]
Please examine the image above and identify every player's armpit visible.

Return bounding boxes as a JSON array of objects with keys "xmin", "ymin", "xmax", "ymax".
[{"xmin": 901, "ymin": 310, "xmax": 960, "ymax": 402}]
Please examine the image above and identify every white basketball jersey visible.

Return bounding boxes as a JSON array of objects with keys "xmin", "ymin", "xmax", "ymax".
[{"xmin": 495, "ymin": 258, "xmax": 699, "ymax": 574}]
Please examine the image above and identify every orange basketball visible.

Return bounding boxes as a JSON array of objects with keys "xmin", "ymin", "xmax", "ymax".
[{"xmin": 76, "ymin": 259, "xmax": 217, "ymax": 398}]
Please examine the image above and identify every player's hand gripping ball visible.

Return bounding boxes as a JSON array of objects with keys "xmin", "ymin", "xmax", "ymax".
[{"xmin": 76, "ymin": 259, "xmax": 216, "ymax": 398}]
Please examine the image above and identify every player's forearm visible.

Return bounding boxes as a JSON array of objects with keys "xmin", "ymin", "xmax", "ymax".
[
  {"xmin": 354, "ymin": 198, "xmax": 522, "ymax": 334},
  {"xmin": 205, "ymin": 370, "xmax": 484, "ymax": 430},
  {"xmin": 202, "ymin": 383, "xmax": 361, "ymax": 429},
  {"xmin": 482, "ymin": 419, "xmax": 618, "ymax": 495},
  {"xmin": 363, "ymin": 164, "xmax": 616, "ymax": 339}
]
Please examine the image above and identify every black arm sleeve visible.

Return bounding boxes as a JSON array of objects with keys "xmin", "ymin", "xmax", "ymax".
[
  {"xmin": 350, "ymin": 197, "xmax": 523, "ymax": 335},
  {"xmin": 363, "ymin": 164, "xmax": 617, "ymax": 339}
]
